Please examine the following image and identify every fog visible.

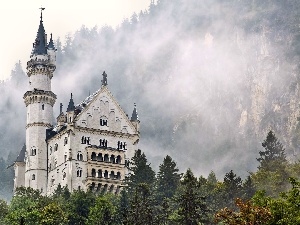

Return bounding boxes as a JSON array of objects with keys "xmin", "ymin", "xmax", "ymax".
[{"xmin": 1, "ymin": 0, "xmax": 299, "ymax": 180}]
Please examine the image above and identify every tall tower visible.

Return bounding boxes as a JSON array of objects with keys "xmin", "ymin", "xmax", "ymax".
[{"xmin": 23, "ymin": 9, "xmax": 56, "ymax": 193}]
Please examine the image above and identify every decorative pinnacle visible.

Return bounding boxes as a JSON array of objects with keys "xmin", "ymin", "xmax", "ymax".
[
  {"xmin": 60, "ymin": 103, "xmax": 63, "ymax": 114},
  {"xmin": 102, "ymin": 71, "xmax": 108, "ymax": 86},
  {"xmin": 39, "ymin": 7, "xmax": 45, "ymax": 21}
]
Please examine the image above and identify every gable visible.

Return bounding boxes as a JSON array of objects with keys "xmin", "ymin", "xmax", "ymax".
[{"xmin": 75, "ymin": 86, "xmax": 137, "ymax": 134}]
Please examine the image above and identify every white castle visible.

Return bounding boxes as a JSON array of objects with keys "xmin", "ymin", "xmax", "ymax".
[{"xmin": 13, "ymin": 10, "xmax": 140, "ymax": 195}]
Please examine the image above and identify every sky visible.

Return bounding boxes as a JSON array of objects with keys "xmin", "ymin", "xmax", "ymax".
[{"xmin": 0, "ymin": 0, "xmax": 150, "ymax": 81}]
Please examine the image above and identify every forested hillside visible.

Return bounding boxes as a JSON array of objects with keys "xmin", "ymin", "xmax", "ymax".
[{"xmin": 1, "ymin": 0, "xmax": 300, "ymax": 200}]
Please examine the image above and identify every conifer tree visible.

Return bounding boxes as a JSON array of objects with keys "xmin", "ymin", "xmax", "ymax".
[
  {"xmin": 257, "ymin": 130, "xmax": 286, "ymax": 170},
  {"xmin": 156, "ymin": 155, "xmax": 181, "ymax": 203},
  {"xmin": 127, "ymin": 149, "xmax": 156, "ymax": 191},
  {"xmin": 175, "ymin": 169, "xmax": 209, "ymax": 225}
]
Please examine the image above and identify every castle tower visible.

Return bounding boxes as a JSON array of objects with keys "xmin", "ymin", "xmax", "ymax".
[{"xmin": 23, "ymin": 9, "xmax": 56, "ymax": 193}]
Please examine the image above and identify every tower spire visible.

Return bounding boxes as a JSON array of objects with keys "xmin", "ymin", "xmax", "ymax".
[
  {"xmin": 32, "ymin": 7, "xmax": 47, "ymax": 56},
  {"xmin": 67, "ymin": 93, "xmax": 75, "ymax": 112},
  {"xmin": 131, "ymin": 103, "xmax": 139, "ymax": 121}
]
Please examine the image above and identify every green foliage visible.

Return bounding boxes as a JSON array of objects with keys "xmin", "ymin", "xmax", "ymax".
[
  {"xmin": 252, "ymin": 178, "xmax": 300, "ymax": 224},
  {"xmin": 174, "ymin": 169, "xmax": 209, "ymax": 225},
  {"xmin": 126, "ymin": 183, "xmax": 155, "ymax": 225},
  {"xmin": 87, "ymin": 194, "xmax": 117, "ymax": 225},
  {"xmin": 40, "ymin": 202, "xmax": 68, "ymax": 225},
  {"xmin": 156, "ymin": 155, "xmax": 181, "ymax": 202},
  {"xmin": 5, "ymin": 187, "xmax": 49, "ymax": 225},
  {"xmin": 67, "ymin": 189, "xmax": 95, "ymax": 225},
  {"xmin": 127, "ymin": 149, "xmax": 156, "ymax": 191},
  {"xmin": 0, "ymin": 199, "xmax": 8, "ymax": 224},
  {"xmin": 257, "ymin": 131, "xmax": 286, "ymax": 170}
]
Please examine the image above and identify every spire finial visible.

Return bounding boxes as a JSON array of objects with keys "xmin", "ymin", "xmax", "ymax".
[
  {"xmin": 60, "ymin": 103, "xmax": 63, "ymax": 114},
  {"xmin": 39, "ymin": 7, "xmax": 45, "ymax": 21},
  {"xmin": 101, "ymin": 71, "xmax": 108, "ymax": 86}
]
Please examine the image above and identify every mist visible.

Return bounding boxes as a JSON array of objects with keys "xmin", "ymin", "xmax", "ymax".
[{"xmin": 1, "ymin": 0, "xmax": 300, "ymax": 182}]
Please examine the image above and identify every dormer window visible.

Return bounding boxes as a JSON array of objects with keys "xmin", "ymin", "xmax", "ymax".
[{"xmin": 100, "ymin": 119, "xmax": 108, "ymax": 126}]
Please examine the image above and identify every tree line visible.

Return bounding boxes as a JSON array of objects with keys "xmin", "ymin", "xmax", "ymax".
[{"xmin": 0, "ymin": 130, "xmax": 300, "ymax": 224}]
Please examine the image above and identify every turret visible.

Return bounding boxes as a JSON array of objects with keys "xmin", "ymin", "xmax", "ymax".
[
  {"xmin": 22, "ymin": 8, "xmax": 56, "ymax": 194},
  {"xmin": 131, "ymin": 103, "xmax": 140, "ymax": 132},
  {"xmin": 67, "ymin": 93, "xmax": 75, "ymax": 124},
  {"xmin": 56, "ymin": 103, "xmax": 66, "ymax": 130}
]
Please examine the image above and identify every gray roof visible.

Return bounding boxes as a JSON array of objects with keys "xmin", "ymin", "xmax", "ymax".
[
  {"xmin": 131, "ymin": 104, "xmax": 139, "ymax": 121},
  {"xmin": 67, "ymin": 93, "xmax": 75, "ymax": 112},
  {"xmin": 48, "ymin": 33, "xmax": 55, "ymax": 49},
  {"xmin": 32, "ymin": 13, "xmax": 47, "ymax": 55},
  {"xmin": 15, "ymin": 144, "xmax": 26, "ymax": 162}
]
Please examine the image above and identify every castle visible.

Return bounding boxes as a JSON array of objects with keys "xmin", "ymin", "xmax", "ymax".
[{"xmin": 13, "ymin": 10, "xmax": 140, "ymax": 195}]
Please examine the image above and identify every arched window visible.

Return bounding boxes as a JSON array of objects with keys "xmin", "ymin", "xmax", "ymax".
[
  {"xmin": 110, "ymin": 155, "xmax": 115, "ymax": 164},
  {"xmin": 49, "ymin": 146, "xmax": 52, "ymax": 155},
  {"xmin": 97, "ymin": 153, "xmax": 103, "ymax": 162},
  {"xmin": 77, "ymin": 169, "xmax": 82, "ymax": 177},
  {"xmin": 117, "ymin": 172, "xmax": 121, "ymax": 180},
  {"xmin": 104, "ymin": 170, "xmax": 108, "ymax": 179},
  {"xmin": 42, "ymin": 104, "xmax": 44, "ymax": 110},
  {"xmin": 116, "ymin": 155, "xmax": 121, "ymax": 164},
  {"xmin": 97, "ymin": 169, "xmax": 102, "ymax": 178},
  {"xmin": 96, "ymin": 183, "xmax": 102, "ymax": 192},
  {"xmin": 110, "ymin": 171, "xmax": 115, "ymax": 179},
  {"xmin": 32, "ymin": 174, "xmax": 36, "ymax": 180},
  {"xmin": 104, "ymin": 154, "xmax": 109, "ymax": 162},
  {"xmin": 63, "ymin": 172, "xmax": 66, "ymax": 180},
  {"xmin": 91, "ymin": 168, "xmax": 96, "ymax": 177},
  {"xmin": 77, "ymin": 153, "xmax": 83, "ymax": 161},
  {"xmin": 91, "ymin": 152, "xmax": 96, "ymax": 161}
]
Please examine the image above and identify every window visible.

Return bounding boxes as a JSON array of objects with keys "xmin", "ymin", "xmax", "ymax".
[
  {"xmin": 64, "ymin": 137, "xmax": 68, "ymax": 145},
  {"xmin": 64, "ymin": 154, "xmax": 67, "ymax": 162},
  {"xmin": 42, "ymin": 104, "xmax": 44, "ymax": 110},
  {"xmin": 63, "ymin": 172, "xmax": 66, "ymax": 180},
  {"xmin": 100, "ymin": 119, "xmax": 108, "ymax": 126},
  {"xmin": 32, "ymin": 174, "xmax": 36, "ymax": 180},
  {"xmin": 81, "ymin": 136, "xmax": 90, "ymax": 145},
  {"xmin": 77, "ymin": 153, "xmax": 83, "ymax": 161},
  {"xmin": 49, "ymin": 146, "xmax": 52, "ymax": 155},
  {"xmin": 54, "ymin": 143, "xmax": 58, "ymax": 151},
  {"xmin": 77, "ymin": 169, "xmax": 82, "ymax": 177},
  {"xmin": 99, "ymin": 139, "xmax": 107, "ymax": 148},
  {"xmin": 117, "ymin": 141, "xmax": 127, "ymax": 150},
  {"xmin": 31, "ymin": 148, "xmax": 36, "ymax": 156}
]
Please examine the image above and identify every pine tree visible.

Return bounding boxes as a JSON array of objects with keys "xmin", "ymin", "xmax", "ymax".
[
  {"xmin": 127, "ymin": 183, "xmax": 155, "ymax": 225},
  {"xmin": 257, "ymin": 131, "xmax": 286, "ymax": 171},
  {"xmin": 156, "ymin": 155, "xmax": 181, "ymax": 203},
  {"xmin": 222, "ymin": 170, "xmax": 242, "ymax": 208},
  {"xmin": 175, "ymin": 169, "xmax": 209, "ymax": 225},
  {"xmin": 127, "ymin": 149, "xmax": 156, "ymax": 191}
]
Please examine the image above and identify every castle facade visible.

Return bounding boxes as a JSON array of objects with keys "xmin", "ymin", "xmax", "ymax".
[{"xmin": 13, "ymin": 10, "xmax": 139, "ymax": 195}]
